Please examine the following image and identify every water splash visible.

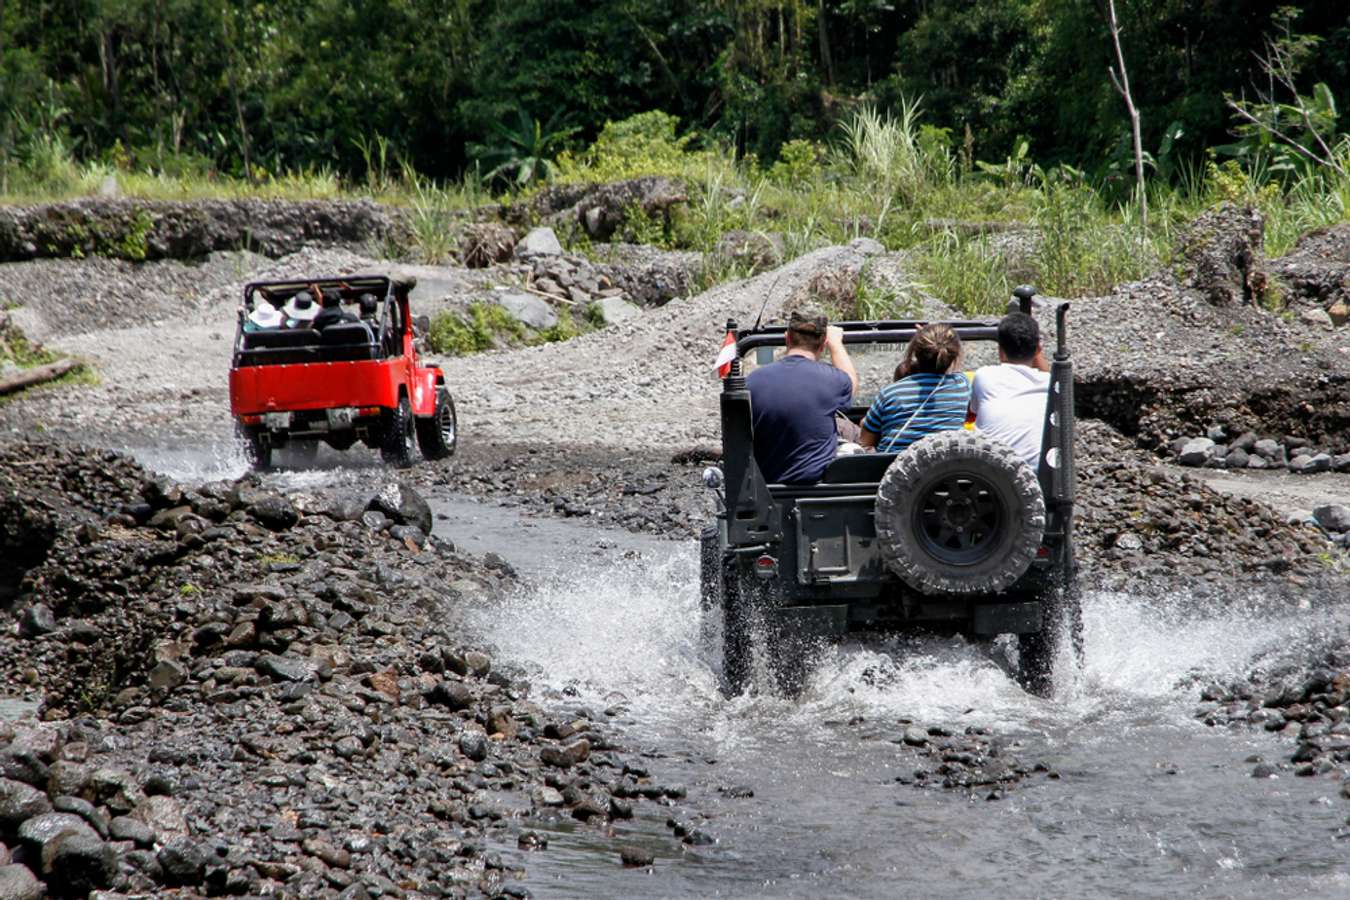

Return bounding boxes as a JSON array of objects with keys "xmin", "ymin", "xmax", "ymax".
[{"xmin": 473, "ymin": 540, "xmax": 1350, "ymax": 738}]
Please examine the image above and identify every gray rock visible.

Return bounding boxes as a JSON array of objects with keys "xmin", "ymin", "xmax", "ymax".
[
  {"xmin": 387, "ymin": 524, "xmax": 427, "ymax": 547},
  {"xmin": 17, "ymin": 604, "xmax": 56, "ymax": 638},
  {"xmin": 0, "ymin": 778, "xmax": 51, "ymax": 829},
  {"xmin": 1113, "ymin": 532, "xmax": 1144, "ymax": 552},
  {"xmin": 593, "ymin": 295, "xmax": 641, "ymax": 326},
  {"xmin": 534, "ymin": 786, "xmax": 565, "ymax": 807},
  {"xmin": 0, "ymin": 748, "xmax": 48, "ymax": 787},
  {"xmin": 0, "ymin": 864, "xmax": 42, "ymax": 900},
  {"xmin": 1313, "ymin": 505, "xmax": 1350, "ymax": 534},
  {"xmin": 148, "ymin": 659, "xmax": 189, "ymax": 692},
  {"xmin": 901, "ymin": 727, "xmax": 929, "ymax": 747},
  {"xmin": 367, "ymin": 483, "xmax": 433, "ymax": 536},
  {"xmin": 463, "ymin": 651, "xmax": 491, "ymax": 677},
  {"xmin": 496, "ymin": 291, "xmax": 557, "ymax": 330},
  {"xmin": 131, "ymin": 795, "xmax": 187, "ymax": 838},
  {"xmin": 1206, "ymin": 424, "xmax": 1227, "ymax": 442},
  {"xmin": 513, "ymin": 226, "xmax": 563, "ymax": 259},
  {"xmin": 1252, "ymin": 439, "xmax": 1281, "ymax": 460},
  {"xmin": 250, "ymin": 494, "xmax": 298, "ymax": 531},
  {"xmin": 1246, "ymin": 454, "xmax": 1269, "ymax": 469},
  {"xmin": 1334, "ymin": 453, "xmax": 1350, "ymax": 473},
  {"xmin": 619, "ymin": 845, "xmax": 655, "ymax": 867},
  {"xmin": 1177, "ymin": 438, "xmax": 1214, "ymax": 466},
  {"xmin": 41, "ymin": 831, "xmax": 117, "ymax": 895},
  {"xmin": 360, "ymin": 510, "xmax": 391, "ymax": 532},
  {"xmin": 157, "ymin": 837, "xmax": 208, "ymax": 887},
  {"xmin": 425, "ymin": 680, "xmax": 474, "ymax": 711},
  {"xmin": 109, "ymin": 816, "xmax": 155, "ymax": 847},
  {"xmin": 1230, "ymin": 431, "xmax": 1258, "ymax": 452},
  {"xmin": 17, "ymin": 812, "xmax": 98, "ymax": 856},
  {"xmin": 1290, "ymin": 453, "xmax": 1332, "ymax": 474},
  {"xmin": 459, "ymin": 732, "xmax": 488, "ymax": 763},
  {"xmin": 1224, "ymin": 447, "xmax": 1249, "ymax": 469},
  {"xmin": 1300, "ymin": 307, "xmax": 1333, "ymax": 327},
  {"xmin": 255, "ymin": 654, "xmax": 315, "ymax": 683},
  {"xmin": 50, "ymin": 796, "xmax": 106, "ymax": 837}
]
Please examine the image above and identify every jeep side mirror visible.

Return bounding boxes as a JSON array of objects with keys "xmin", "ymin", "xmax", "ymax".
[{"xmin": 702, "ymin": 466, "xmax": 724, "ymax": 491}]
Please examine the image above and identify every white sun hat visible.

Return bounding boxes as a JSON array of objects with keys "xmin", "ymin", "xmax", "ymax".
[
  {"xmin": 247, "ymin": 302, "xmax": 283, "ymax": 328},
  {"xmin": 282, "ymin": 290, "xmax": 319, "ymax": 322}
]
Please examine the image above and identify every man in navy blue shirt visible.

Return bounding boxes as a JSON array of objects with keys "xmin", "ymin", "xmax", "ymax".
[{"xmin": 747, "ymin": 310, "xmax": 859, "ymax": 484}]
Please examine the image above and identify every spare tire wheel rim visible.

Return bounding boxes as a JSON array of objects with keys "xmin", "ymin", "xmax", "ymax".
[{"xmin": 912, "ymin": 470, "xmax": 1006, "ymax": 567}]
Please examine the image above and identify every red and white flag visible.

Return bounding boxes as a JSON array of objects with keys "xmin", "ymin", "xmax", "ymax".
[{"xmin": 715, "ymin": 330, "xmax": 737, "ymax": 377}]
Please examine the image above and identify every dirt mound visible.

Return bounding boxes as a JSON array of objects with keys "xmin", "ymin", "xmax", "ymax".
[
  {"xmin": 1173, "ymin": 202, "xmax": 1268, "ymax": 307},
  {"xmin": 0, "ymin": 198, "xmax": 406, "ymax": 263},
  {"xmin": 1271, "ymin": 224, "xmax": 1350, "ymax": 324}
]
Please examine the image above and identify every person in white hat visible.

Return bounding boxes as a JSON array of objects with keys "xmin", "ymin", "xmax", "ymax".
[
  {"xmin": 282, "ymin": 291, "xmax": 320, "ymax": 328},
  {"xmin": 244, "ymin": 301, "xmax": 283, "ymax": 332}
]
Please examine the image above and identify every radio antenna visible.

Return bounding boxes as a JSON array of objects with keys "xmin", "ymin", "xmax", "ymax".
[{"xmin": 752, "ymin": 267, "xmax": 790, "ymax": 332}]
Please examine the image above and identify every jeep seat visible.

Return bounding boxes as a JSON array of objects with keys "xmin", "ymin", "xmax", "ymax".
[
  {"xmin": 238, "ymin": 328, "xmax": 322, "ymax": 366},
  {"xmin": 820, "ymin": 452, "xmax": 897, "ymax": 484},
  {"xmin": 317, "ymin": 322, "xmax": 377, "ymax": 361}
]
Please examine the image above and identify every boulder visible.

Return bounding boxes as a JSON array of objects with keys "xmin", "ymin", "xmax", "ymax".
[
  {"xmin": 495, "ymin": 291, "xmax": 557, "ymax": 330},
  {"xmin": 248, "ymin": 494, "xmax": 298, "ymax": 531},
  {"xmin": 367, "ymin": 483, "xmax": 433, "ymax": 537},
  {"xmin": 593, "ymin": 295, "xmax": 641, "ymax": 326},
  {"xmin": 0, "ymin": 778, "xmax": 51, "ymax": 829},
  {"xmin": 0, "ymin": 864, "xmax": 42, "ymax": 900},
  {"xmin": 1313, "ymin": 505, "xmax": 1350, "ymax": 534},
  {"xmin": 513, "ymin": 227, "xmax": 563, "ymax": 259},
  {"xmin": 1175, "ymin": 203, "xmax": 1267, "ymax": 307},
  {"xmin": 1176, "ymin": 438, "xmax": 1214, "ymax": 466},
  {"xmin": 41, "ymin": 830, "xmax": 117, "ymax": 896}
]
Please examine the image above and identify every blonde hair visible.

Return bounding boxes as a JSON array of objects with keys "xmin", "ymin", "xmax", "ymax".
[{"xmin": 895, "ymin": 323, "xmax": 962, "ymax": 379}]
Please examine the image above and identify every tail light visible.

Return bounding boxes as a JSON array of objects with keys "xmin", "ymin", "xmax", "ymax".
[{"xmin": 754, "ymin": 555, "xmax": 778, "ymax": 580}]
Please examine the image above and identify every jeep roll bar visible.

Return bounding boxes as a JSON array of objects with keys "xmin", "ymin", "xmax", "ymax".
[{"xmin": 718, "ymin": 286, "xmax": 1076, "ymax": 588}]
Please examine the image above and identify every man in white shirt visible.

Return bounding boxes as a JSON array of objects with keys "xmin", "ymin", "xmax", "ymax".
[{"xmin": 969, "ymin": 312, "xmax": 1050, "ymax": 468}]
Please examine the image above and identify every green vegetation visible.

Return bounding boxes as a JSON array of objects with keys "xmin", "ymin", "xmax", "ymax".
[
  {"xmin": 2, "ymin": 3, "xmax": 1348, "ymax": 317},
  {"xmin": 428, "ymin": 302, "xmax": 593, "ymax": 356}
]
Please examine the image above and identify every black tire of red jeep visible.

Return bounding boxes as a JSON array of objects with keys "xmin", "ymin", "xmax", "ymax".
[
  {"xmin": 876, "ymin": 431, "xmax": 1045, "ymax": 595},
  {"xmin": 380, "ymin": 396, "xmax": 417, "ymax": 467},
  {"xmin": 235, "ymin": 423, "xmax": 271, "ymax": 471},
  {"xmin": 1016, "ymin": 579, "xmax": 1084, "ymax": 697},
  {"xmin": 415, "ymin": 387, "xmax": 457, "ymax": 460}
]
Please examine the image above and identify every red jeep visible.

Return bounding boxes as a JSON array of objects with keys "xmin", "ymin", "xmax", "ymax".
[{"xmin": 229, "ymin": 275, "xmax": 456, "ymax": 469}]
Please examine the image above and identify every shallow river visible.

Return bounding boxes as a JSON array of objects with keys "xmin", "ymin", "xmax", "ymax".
[{"xmin": 128, "ymin": 447, "xmax": 1350, "ymax": 898}]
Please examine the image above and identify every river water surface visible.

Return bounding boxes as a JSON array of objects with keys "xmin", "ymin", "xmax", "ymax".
[{"xmin": 123, "ymin": 446, "xmax": 1350, "ymax": 898}]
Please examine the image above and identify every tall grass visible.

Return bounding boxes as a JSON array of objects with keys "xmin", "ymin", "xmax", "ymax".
[{"xmin": 2, "ymin": 105, "xmax": 1347, "ymax": 311}]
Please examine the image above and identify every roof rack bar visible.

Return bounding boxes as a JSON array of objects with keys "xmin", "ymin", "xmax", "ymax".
[{"xmin": 736, "ymin": 325, "xmax": 1000, "ymax": 355}]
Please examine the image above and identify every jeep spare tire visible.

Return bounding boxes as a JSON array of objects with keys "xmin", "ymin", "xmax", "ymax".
[{"xmin": 875, "ymin": 431, "xmax": 1045, "ymax": 595}]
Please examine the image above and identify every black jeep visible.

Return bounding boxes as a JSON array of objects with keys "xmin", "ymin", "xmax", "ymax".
[{"xmin": 701, "ymin": 288, "xmax": 1078, "ymax": 696}]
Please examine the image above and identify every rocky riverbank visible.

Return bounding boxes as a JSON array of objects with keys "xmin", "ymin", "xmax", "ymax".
[{"xmin": 0, "ymin": 441, "xmax": 698, "ymax": 897}]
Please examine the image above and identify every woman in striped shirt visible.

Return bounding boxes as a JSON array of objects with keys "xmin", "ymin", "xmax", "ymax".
[{"xmin": 858, "ymin": 323, "xmax": 971, "ymax": 452}]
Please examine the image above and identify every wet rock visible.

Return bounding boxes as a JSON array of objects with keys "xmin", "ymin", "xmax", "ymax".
[
  {"xmin": 50, "ymin": 796, "xmax": 106, "ymax": 837},
  {"xmin": 0, "ymin": 779, "xmax": 52, "ymax": 829},
  {"xmin": 0, "ymin": 864, "xmax": 42, "ymax": 900},
  {"xmin": 425, "ymin": 680, "xmax": 474, "ymax": 711},
  {"xmin": 540, "ymin": 739, "xmax": 590, "ymax": 769},
  {"xmin": 901, "ymin": 727, "xmax": 929, "ymax": 747},
  {"xmin": 517, "ymin": 830, "xmax": 548, "ymax": 851},
  {"xmin": 249, "ymin": 494, "xmax": 298, "ymax": 531},
  {"xmin": 367, "ymin": 483, "xmax": 433, "ymax": 537},
  {"xmin": 619, "ymin": 846, "xmax": 654, "ymax": 868}
]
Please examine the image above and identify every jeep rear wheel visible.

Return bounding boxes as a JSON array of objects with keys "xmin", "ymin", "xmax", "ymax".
[
  {"xmin": 381, "ymin": 396, "xmax": 417, "ymax": 467},
  {"xmin": 416, "ymin": 387, "xmax": 457, "ymax": 460},
  {"xmin": 876, "ymin": 431, "xmax": 1045, "ymax": 595}
]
